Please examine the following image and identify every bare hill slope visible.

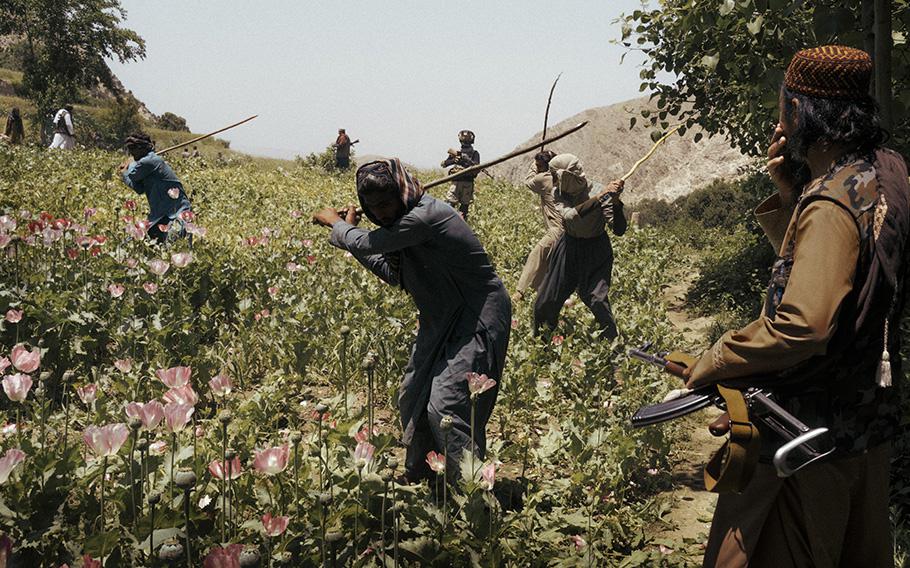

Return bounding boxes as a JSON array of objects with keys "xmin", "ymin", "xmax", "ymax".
[{"xmin": 490, "ymin": 98, "xmax": 754, "ymax": 204}]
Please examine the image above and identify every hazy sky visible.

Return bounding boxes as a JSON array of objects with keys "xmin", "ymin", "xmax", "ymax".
[{"xmin": 108, "ymin": 1, "xmax": 652, "ymax": 167}]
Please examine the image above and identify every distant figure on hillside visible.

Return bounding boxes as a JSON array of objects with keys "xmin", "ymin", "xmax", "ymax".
[
  {"xmin": 333, "ymin": 128, "xmax": 355, "ymax": 170},
  {"xmin": 514, "ymin": 150, "xmax": 562, "ymax": 302},
  {"xmin": 312, "ymin": 159, "xmax": 511, "ymax": 483},
  {"xmin": 181, "ymin": 147, "xmax": 191, "ymax": 159},
  {"xmin": 119, "ymin": 132, "xmax": 192, "ymax": 244},
  {"xmin": 441, "ymin": 130, "xmax": 480, "ymax": 220},
  {"xmin": 49, "ymin": 105, "xmax": 75, "ymax": 150},
  {"xmin": 2, "ymin": 108, "xmax": 24, "ymax": 145},
  {"xmin": 533, "ymin": 154, "xmax": 626, "ymax": 339},
  {"xmin": 191, "ymin": 145, "xmax": 200, "ymax": 158}
]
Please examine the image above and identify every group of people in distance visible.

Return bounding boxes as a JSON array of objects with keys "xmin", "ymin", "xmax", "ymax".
[{"xmin": 314, "ymin": 45, "xmax": 910, "ymax": 567}]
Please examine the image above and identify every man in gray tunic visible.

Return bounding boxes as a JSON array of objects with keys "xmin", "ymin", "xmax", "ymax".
[
  {"xmin": 313, "ymin": 158, "xmax": 511, "ymax": 482},
  {"xmin": 533, "ymin": 154, "xmax": 626, "ymax": 339},
  {"xmin": 514, "ymin": 150, "xmax": 563, "ymax": 302}
]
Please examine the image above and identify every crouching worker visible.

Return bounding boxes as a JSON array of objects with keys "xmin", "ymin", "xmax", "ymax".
[
  {"xmin": 533, "ymin": 154, "xmax": 626, "ymax": 339},
  {"xmin": 119, "ymin": 133, "xmax": 192, "ymax": 244},
  {"xmin": 312, "ymin": 158, "xmax": 511, "ymax": 482}
]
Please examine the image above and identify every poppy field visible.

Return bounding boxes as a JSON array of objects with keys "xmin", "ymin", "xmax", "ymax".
[{"xmin": 0, "ymin": 145, "xmax": 692, "ymax": 567}]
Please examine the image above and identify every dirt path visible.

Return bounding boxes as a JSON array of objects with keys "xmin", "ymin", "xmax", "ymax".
[{"xmin": 649, "ymin": 269, "xmax": 720, "ymax": 560}]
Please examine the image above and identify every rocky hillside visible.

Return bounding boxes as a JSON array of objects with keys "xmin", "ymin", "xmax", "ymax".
[{"xmin": 490, "ymin": 98, "xmax": 754, "ymax": 204}]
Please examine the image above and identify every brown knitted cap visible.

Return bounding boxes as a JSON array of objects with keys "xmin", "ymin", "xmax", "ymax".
[{"xmin": 784, "ymin": 45, "xmax": 873, "ymax": 100}]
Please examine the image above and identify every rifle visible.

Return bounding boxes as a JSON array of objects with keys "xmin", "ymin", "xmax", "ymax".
[{"xmin": 629, "ymin": 342, "xmax": 834, "ymax": 482}]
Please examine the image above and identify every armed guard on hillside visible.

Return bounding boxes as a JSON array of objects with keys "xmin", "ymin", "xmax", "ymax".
[{"xmin": 441, "ymin": 130, "xmax": 481, "ymax": 220}]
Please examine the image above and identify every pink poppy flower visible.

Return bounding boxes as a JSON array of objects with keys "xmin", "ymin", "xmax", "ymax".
[
  {"xmin": 511, "ymin": 318, "xmax": 519, "ymax": 330},
  {"xmin": 426, "ymin": 451, "xmax": 445, "ymax": 474},
  {"xmin": 163, "ymin": 385, "xmax": 199, "ymax": 407},
  {"xmin": 10, "ymin": 344, "xmax": 40, "ymax": 373},
  {"xmin": 480, "ymin": 462, "xmax": 496, "ymax": 491},
  {"xmin": 570, "ymin": 535, "xmax": 586, "ymax": 551},
  {"xmin": 306, "ymin": 255, "xmax": 316, "ymax": 265},
  {"xmin": 124, "ymin": 199, "xmax": 137, "ymax": 211},
  {"xmin": 208, "ymin": 374, "xmax": 233, "ymax": 397},
  {"xmin": 156, "ymin": 366, "xmax": 192, "ymax": 388},
  {"xmin": 107, "ymin": 284, "xmax": 125, "ymax": 298},
  {"xmin": 0, "ymin": 215, "xmax": 16, "ymax": 231},
  {"xmin": 143, "ymin": 282, "xmax": 159, "ymax": 295},
  {"xmin": 2, "ymin": 373, "xmax": 32, "ymax": 402},
  {"xmin": 208, "ymin": 456, "xmax": 243, "ymax": 481},
  {"xmin": 76, "ymin": 384, "xmax": 98, "ymax": 405},
  {"xmin": 551, "ymin": 335, "xmax": 564, "ymax": 346},
  {"xmin": 168, "ymin": 188, "xmax": 180, "ymax": 199},
  {"xmin": 185, "ymin": 223, "xmax": 207, "ymax": 237},
  {"xmin": 171, "ymin": 252, "xmax": 193, "ymax": 268},
  {"xmin": 149, "ymin": 440, "xmax": 168, "ymax": 455},
  {"xmin": 125, "ymin": 258, "xmax": 139, "ymax": 269},
  {"xmin": 4, "ymin": 310, "xmax": 22, "ymax": 323},
  {"xmin": 124, "ymin": 400, "xmax": 165, "ymax": 430},
  {"xmin": 353, "ymin": 441, "xmax": 375, "ymax": 468},
  {"xmin": 1, "ymin": 423, "xmax": 17, "ymax": 437},
  {"xmin": 157, "ymin": 224, "xmax": 170, "ymax": 234},
  {"xmin": 163, "ymin": 403, "xmax": 194, "ymax": 433},
  {"xmin": 82, "ymin": 555, "xmax": 101, "ymax": 568},
  {"xmin": 83, "ymin": 207, "xmax": 97, "ymax": 219},
  {"xmin": 285, "ymin": 262, "xmax": 300, "ymax": 273},
  {"xmin": 290, "ymin": 210, "xmax": 302, "ymax": 219},
  {"xmin": 267, "ymin": 286, "xmax": 280, "ymax": 298},
  {"xmin": 83, "ymin": 423, "xmax": 130, "ymax": 458},
  {"xmin": 262, "ymin": 513, "xmax": 290, "ymax": 537},
  {"xmin": 0, "ymin": 448, "xmax": 25, "ymax": 484},
  {"xmin": 203, "ymin": 544, "xmax": 242, "ymax": 568},
  {"xmin": 114, "ymin": 358, "xmax": 133, "ymax": 373},
  {"xmin": 148, "ymin": 259, "xmax": 170, "ymax": 276},
  {"xmin": 466, "ymin": 372, "xmax": 496, "ymax": 398},
  {"xmin": 178, "ymin": 210, "xmax": 195, "ymax": 222},
  {"xmin": 303, "ymin": 239, "xmax": 313, "ymax": 248},
  {"xmin": 0, "ymin": 358, "xmax": 8, "ymax": 374},
  {"xmin": 253, "ymin": 444, "xmax": 290, "ymax": 475},
  {"xmin": 65, "ymin": 248, "xmax": 78, "ymax": 260}
]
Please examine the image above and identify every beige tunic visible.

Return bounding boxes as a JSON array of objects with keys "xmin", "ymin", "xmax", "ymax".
[
  {"xmin": 516, "ymin": 168, "xmax": 564, "ymax": 293},
  {"xmin": 688, "ymin": 193, "xmax": 859, "ymax": 387}
]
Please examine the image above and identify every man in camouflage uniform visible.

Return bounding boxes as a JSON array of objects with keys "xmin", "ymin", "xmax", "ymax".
[
  {"xmin": 685, "ymin": 45, "xmax": 909, "ymax": 566},
  {"xmin": 441, "ymin": 130, "xmax": 480, "ymax": 220}
]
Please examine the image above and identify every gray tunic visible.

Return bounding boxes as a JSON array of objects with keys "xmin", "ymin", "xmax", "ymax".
[{"xmin": 329, "ymin": 194, "xmax": 511, "ymax": 477}]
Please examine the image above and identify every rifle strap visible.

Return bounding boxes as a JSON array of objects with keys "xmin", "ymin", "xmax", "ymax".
[{"xmin": 703, "ymin": 385, "xmax": 761, "ymax": 493}]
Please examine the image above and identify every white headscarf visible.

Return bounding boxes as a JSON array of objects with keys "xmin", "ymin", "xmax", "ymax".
[{"xmin": 549, "ymin": 153, "xmax": 591, "ymax": 196}]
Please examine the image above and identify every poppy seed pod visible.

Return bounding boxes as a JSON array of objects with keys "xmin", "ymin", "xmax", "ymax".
[
  {"xmin": 147, "ymin": 491, "xmax": 161, "ymax": 505},
  {"xmin": 218, "ymin": 410, "xmax": 232, "ymax": 425},
  {"xmin": 326, "ymin": 531, "xmax": 344, "ymax": 543},
  {"xmin": 340, "ymin": 325, "xmax": 351, "ymax": 337},
  {"xmin": 239, "ymin": 546, "xmax": 262, "ymax": 567},
  {"xmin": 439, "ymin": 415, "xmax": 453, "ymax": 433},
  {"xmin": 381, "ymin": 471, "xmax": 394, "ymax": 483},
  {"xmin": 319, "ymin": 492, "xmax": 333, "ymax": 507},
  {"xmin": 128, "ymin": 417, "xmax": 142, "ymax": 431},
  {"xmin": 224, "ymin": 448, "xmax": 237, "ymax": 461},
  {"xmin": 174, "ymin": 468, "xmax": 197, "ymax": 490},
  {"xmin": 61, "ymin": 370, "xmax": 75, "ymax": 382},
  {"xmin": 289, "ymin": 431, "xmax": 303, "ymax": 444},
  {"xmin": 136, "ymin": 438, "xmax": 149, "ymax": 452},
  {"xmin": 158, "ymin": 538, "xmax": 183, "ymax": 561},
  {"xmin": 315, "ymin": 403, "xmax": 329, "ymax": 415},
  {"xmin": 361, "ymin": 354, "xmax": 376, "ymax": 371},
  {"xmin": 387, "ymin": 458, "xmax": 399, "ymax": 470}
]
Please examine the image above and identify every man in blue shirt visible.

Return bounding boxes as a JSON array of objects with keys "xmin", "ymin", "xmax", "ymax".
[{"xmin": 119, "ymin": 133, "xmax": 192, "ymax": 243}]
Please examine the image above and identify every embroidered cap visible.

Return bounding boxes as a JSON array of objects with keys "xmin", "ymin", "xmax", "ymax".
[{"xmin": 784, "ymin": 45, "xmax": 873, "ymax": 100}]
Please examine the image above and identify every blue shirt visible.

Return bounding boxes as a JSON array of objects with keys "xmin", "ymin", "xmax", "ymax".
[{"xmin": 121, "ymin": 152, "xmax": 191, "ymax": 222}]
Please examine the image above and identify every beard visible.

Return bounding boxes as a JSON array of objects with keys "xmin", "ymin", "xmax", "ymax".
[{"xmin": 782, "ymin": 131, "xmax": 812, "ymax": 190}]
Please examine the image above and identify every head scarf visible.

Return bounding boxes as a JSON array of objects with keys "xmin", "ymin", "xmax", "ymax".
[
  {"xmin": 124, "ymin": 133, "xmax": 154, "ymax": 155},
  {"xmin": 549, "ymin": 153, "xmax": 591, "ymax": 196},
  {"xmin": 785, "ymin": 45, "xmax": 873, "ymax": 100},
  {"xmin": 355, "ymin": 158, "xmax": 425, "ymax": 225}
]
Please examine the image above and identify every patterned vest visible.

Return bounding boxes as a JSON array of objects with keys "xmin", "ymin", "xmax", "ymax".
[{"xmin": 762, "ymin": 150, "xmax": 907, "ymax": 455}]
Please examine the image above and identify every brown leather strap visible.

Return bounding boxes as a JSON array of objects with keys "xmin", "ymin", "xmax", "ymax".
[{"xmin": 703, "ymin": 385, "xmax": 761, "ymax": 493}]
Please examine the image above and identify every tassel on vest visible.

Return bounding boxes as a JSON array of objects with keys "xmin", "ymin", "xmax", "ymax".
[{"xmin": 876, "ymin": 318, "xmax": 892, "ymax": 388}]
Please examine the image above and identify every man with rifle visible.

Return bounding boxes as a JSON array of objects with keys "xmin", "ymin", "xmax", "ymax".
[
  {"xmin": 441, "ymin": 130, "xmax": 480, "ymax": 220},
  {"xmin": 333, "ymin": 128, "xmax": 355, "ymax": 170},
  {"xmin": 682, "ymin": 46, "xmax": 909, "ymax": 566}
]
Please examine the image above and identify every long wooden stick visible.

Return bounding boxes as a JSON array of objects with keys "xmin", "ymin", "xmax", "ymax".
[
  {"xmin": 157, "ymin": 115, "xmax": 258, "ymax": 155},
  {"xmin": 424, "ymin": 121, "xmax": 587, "ymax": 189},
  {"xmin": 335, "ymin": 121, "xmax": 589, "ymax": 213},
  {"xmin": 621, "ymin": 124, "xmax": 682, "ymax": 182},
  {"xmin": 540, "ymin": 73, "xmax": 562, "ymax": 149}
]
